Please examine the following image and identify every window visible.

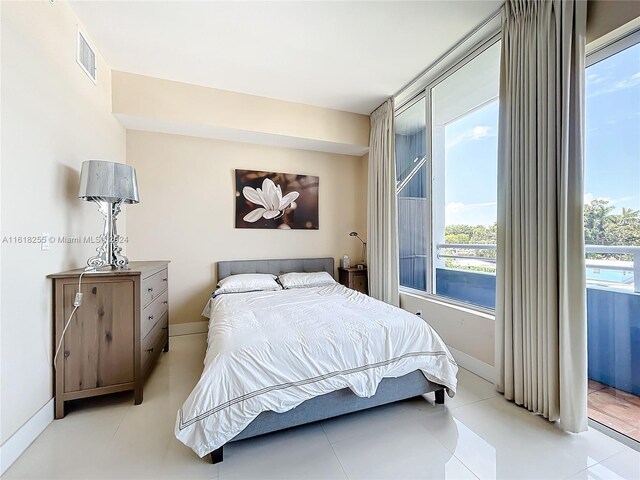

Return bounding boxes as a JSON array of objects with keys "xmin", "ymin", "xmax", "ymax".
[
  {"xmin": 584, "ymin": 38, "xmax": 640, "ymax": 294},
  {"xmin": 584, "ymin": 32, "xmax": 640, "ymax": 443},
  {"xmin": 396, "ymin": 98, "xmax": 427, "ymax": 291},
  {"xmin": 395, "ymin": 39, "xmax": 501, "ymax": 310}
]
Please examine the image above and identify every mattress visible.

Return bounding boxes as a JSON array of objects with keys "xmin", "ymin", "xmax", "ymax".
[{"xmin": 175, "ymin": 284, "xmax": 458, "ymax": 457}]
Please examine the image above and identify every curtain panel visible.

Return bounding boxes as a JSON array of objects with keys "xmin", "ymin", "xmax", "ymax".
[
  {"xmin": 367, "ymin": 98, "xmax": 400, "ymax": 306},
  {"xmin": 496, "ymin": 0, "xmax": 588, "ymax": 433}
]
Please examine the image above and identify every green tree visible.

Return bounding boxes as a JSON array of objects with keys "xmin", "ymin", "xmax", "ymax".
[
  {"xmin": 444, "ymin": 222, "xmax": 497, "ymax": 271},
  {"xmin": 442, "ymin": 200, "xmax": 640, "ymax": 269},
  {"xmin": 584, "ymin": 199, "xmax": 616, "ymax": 245},
  {"xmin": 583, "ymin": 199, "xmax": 640, "ymax": 261}
]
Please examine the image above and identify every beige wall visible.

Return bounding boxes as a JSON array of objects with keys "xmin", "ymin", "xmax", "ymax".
[
  {"xmin": 0, "ymin": 1, "xmax": 125, "ymax": 444},
  {"xmin": 112, "ymin": 72, "xmax": 370, "ymax": 153},
  {"xmin": 126, "ymin": 130, "xmax": 367, "ymax": 325},
  {"xmin": 400, "ymin": 294, "xmax": 495, "ymax": 367},
  {"xmin": 587, "ymin": 0, "xmax": 640, "ymax": 43}
]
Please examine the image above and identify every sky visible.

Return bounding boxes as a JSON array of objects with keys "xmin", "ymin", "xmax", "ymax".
[
  {"xmin": 443, "ymin": 41, "xmax": 640, "ymax": 227},
  {"xmin": 444, "ymin": 101, "xmax": 498, "ymax": 226}
]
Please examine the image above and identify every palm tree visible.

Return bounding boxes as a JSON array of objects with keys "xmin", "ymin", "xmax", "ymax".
[
  {"xmin": 584, "ymin": 199, "xmax": 615, "ymax": 246},
  {"xmin": 619, "ymin": 207, "xmax": 639, "ymax": 224}
]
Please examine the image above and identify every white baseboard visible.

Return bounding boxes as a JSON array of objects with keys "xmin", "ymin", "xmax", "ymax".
[
  {"xmin": 169, "ymin": 321, "xmax": 208, "ymax": 337},
  {"xmin": 448, "ymin": 347, "xmax": 496, "ymax": 384},
  {"xmin": 0, "ymin": 398, "xmax": 54, "ymax": 475}
]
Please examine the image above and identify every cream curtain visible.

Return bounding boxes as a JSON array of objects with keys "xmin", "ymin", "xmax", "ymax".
[
  {"xmin": 496, "ymin": 0, "xmax": 588, "ymax": 433},
  {"xmin": 367, "ymin": 98, "xmax": 399, "ymax": 306}
]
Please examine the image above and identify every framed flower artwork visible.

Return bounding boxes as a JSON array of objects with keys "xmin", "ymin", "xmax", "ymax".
[{"xmin": 235, "ymin": 169, "xmax": 319, "ymax": 229}]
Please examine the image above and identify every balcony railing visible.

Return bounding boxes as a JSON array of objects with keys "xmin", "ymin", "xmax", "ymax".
[
  {"xmin": 428, "ymin": 243, "xmax": 640, "ymax": 398},
  {"xmin": 436, "ymin": 243, "xmax": 639, "ymax": 293}
]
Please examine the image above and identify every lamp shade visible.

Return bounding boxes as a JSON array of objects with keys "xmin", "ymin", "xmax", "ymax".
[{"xmin": 78, "ymin": 160, "xmax": 139, "ymax": 204}]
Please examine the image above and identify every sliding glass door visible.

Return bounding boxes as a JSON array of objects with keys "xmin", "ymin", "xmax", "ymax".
[{"xmin": 585, "ymin": 33, "xmax": 640, "ymax": 443}]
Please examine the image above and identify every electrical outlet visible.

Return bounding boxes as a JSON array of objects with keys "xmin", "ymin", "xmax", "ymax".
[{"xmin": 41, "ymin": 233, "xmax": 50, "ymax": 251}]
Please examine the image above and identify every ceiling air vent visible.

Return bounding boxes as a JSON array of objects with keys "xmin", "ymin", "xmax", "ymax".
[{"xmin": 76, "ymin": 29, "xmax": 96, "ymax": 83}]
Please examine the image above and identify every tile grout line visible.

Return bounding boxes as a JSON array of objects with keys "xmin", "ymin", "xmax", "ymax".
[
  {"xmin": 412, "ymin": 410, "xmax": 483, "ymax": 480},
  {"xmin": 320, "ymin": 423, "xmax": 350, "ymax": 480},
  {"xmin": 451, "ymin": 452, "xmax": 481, "ymax": 480},
  {"xmin": 447, "ymin": 394, "xmax": 499, "ymax": 411},
  {"xmin": 439, "ymin": 395, "xmax": 593, "ymax": 479},
  {"xmin": 319, "ymin": 401, "xmax": 448, "ymax": 449},
  {"xmin": 110, "ymin": 409, "xmax": 128, "ymax": 440}
]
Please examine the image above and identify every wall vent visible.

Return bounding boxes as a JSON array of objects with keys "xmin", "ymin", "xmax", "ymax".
[{"xmin": 76, "ymin": 29, "xmax": 96, "ymax": 83}]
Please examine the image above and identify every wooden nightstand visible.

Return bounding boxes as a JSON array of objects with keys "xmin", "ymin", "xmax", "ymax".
[
  {"xmin": 338, "ymin": 267, "xmax": 368, "ymax": 294},
  {"xmin": 48, "ymin": 261, "xmax": 170, "ymax": 418}
]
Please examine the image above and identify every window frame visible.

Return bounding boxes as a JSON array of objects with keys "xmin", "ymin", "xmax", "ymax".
[
  {"xmin": 395, "ymin": 93, "xmax": 431, "ymax": 294},
  {"xmin": 587, "ymin": 27, "xmax": 640, "ymax": 67},
  {"xmin": 396, "ymin": 32, "xmax": 501, "ymax": 315}
]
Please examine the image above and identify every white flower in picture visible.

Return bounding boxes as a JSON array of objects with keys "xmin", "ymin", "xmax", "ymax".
[{"xmin": 242, "ymin": 178, "xmax": 300, "ymax": 223}]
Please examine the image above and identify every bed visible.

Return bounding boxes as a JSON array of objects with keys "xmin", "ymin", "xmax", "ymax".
[{"xmin": 175, "ymin": 257, "xmax": 458, "ymax": 464}]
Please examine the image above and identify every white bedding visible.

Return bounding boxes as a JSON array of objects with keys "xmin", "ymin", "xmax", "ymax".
[{"xmin": 175, "ymin": 284, "xmax": 458, "ymax": 457}]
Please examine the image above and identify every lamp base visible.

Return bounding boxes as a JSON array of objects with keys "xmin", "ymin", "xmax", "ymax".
[
  {"xmin": 86, "ymin": 247, "xmax": 130, "ymax": 270},
  {"xmin": 86, "ymin": 201, "xmax": 130, "ymax": 270}
]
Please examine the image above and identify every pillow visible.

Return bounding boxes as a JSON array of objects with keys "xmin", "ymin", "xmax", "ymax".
[
  {"xmin": 278, "ymin": 271, "xmax": 336, "ymax": 289},
  {"xmin": 216, "ymin": 273, "xmax": 282, "ymax": 294}
]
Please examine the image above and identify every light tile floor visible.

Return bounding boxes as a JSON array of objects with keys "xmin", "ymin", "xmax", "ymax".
[{"xmin": 3, "ymin": 333, "xmax": 640, "ymax": 480}]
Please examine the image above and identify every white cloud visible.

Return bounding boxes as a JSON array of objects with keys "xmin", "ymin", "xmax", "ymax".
[
  {"xmin": 445, "ymin": 202, "xmax": 466, "ymax": 214},
  {"xmin": 446, "ymin": 201, "xmax": 497, "ymax": 212},
  {"xmin": 470, "ymin": 126, "xmax": 492, "ymax": 139},
  {"xmin": 613, "ymin": 72, "xmax": 640, "ymax": 91},
  {"xmin": 584, "ymin": 193, "xmax": 613, "ymax": 204},
  {"xmin": 582, "ymin": 194, "xmax": 638, "ymax": 205},
  {"xmin": 445, "ymin": 201, "xmax": 497, "ymax": 226},
  {"xmin": 612, "ymin": 195, "xmax": 640, "ymax": 204},
  {"xmin": 446, "ymin": 125, "xmax": 494, "ymax": 149},
  {"xmin": 586, "ymin": 72, "xmax": 605, "ymax": 84},
  {"xmin": 587, "ymin": 71, "xmax": 640, "ymax": 98}
]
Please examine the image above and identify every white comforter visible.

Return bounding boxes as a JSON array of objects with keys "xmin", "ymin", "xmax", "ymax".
[{"xmin": 175, "ymin": 284, "xmax": 458, "ymax": 457}]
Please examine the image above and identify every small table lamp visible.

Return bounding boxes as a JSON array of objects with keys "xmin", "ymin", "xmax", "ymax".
[
  {"xmin": 349, "ymin": 231, "xmax": 367, "ymax": 265},
  {"xmin": 79, "ymin": 160, "xmax": 139, "ymax": 269}
]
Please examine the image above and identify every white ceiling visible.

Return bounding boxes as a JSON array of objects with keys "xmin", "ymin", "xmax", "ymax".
[{"xmin": 69, "ymin": 1, "xmax": 503, "ymax": 115}]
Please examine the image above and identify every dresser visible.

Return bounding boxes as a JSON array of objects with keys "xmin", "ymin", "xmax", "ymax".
[
  {"xmin": 338, "ymin": 267, "xmax": 368, "ymax": 295},
  {"xmin": 49, "ymin": 261, "xmax": 170, "ymax": 419}
]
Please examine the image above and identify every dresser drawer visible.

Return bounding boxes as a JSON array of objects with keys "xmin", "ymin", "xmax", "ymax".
[
  {"xmin": 141, "ymin": 289, "xmax": 168, "ymax": 340},
  {"xmin": 142, "ymin": 312, "xmax": 168, "ymax": 374},
  {"xmin": 141, "ymin": 269, "xmax": 168, "ymax": 308}
]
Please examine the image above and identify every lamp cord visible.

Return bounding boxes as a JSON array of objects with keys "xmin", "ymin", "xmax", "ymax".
[{"xmin": 53, "ymin": 271, "xmax": 87, "ymax": 370}]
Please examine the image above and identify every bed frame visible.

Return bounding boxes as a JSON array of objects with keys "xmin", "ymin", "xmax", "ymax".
[{"xmin": 209, "ymin": 257, "xmax": 446, "ymax": 464}]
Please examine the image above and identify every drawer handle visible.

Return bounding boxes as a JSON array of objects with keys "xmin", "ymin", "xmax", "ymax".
[
  {"xmin": 163, "ymin": 300, "xmax": 168, "ymax": 305},
  {"xmin": 148, "ymin": 314, "xmax": 154, "ymax": 321},
  {"xmin": 148, "ymin": 287, "xmax": 154, "ymax": 293},
  {"xmin": 162, "ymin": 278, "xmax": 168, "ymax": 282},
  {"xmin": 146, "ymin": 347, "xmax": 154, "ymax": 353}
]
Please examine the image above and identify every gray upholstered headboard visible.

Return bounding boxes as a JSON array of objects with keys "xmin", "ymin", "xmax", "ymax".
[{"xmin": 217, "ymin": 258, "xmax": 334, "ymax": 281}]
